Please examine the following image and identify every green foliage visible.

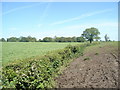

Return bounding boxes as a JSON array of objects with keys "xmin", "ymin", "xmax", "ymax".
[
  {"xmin": 0, "ymin": 38, "xmax": 6, "ymax": 42},
  {"xmin": 82, "ymin": 27, "xmax": 100, "ymax": 43},
  {"xmin": 19, "ymin": 36, "xmax": 36, "ymax": 42},
  {"xmin": 2, "ymin": 36, "xmax": 87, "ymax": 42},
  {"xmin": 76, "ymin": 37, "xmax": 86, "ymax": 42},
  {"xmin": 2, "ymin": 43, "xmax": 96, "ymax": 89},
  {"xmin": 6, "ymin": 36, "xmax": 37, "ymax": 42},
  {"xmin": 7, "ymin": 37, "xmax": 20, "ymax": 42},
  {"xmin": 42, "ymin": 37, "xmax": 53, "ymax": 42}
]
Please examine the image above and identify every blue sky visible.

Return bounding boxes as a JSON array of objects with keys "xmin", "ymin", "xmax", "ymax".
[{"xmin": 2, "ymin": 2, "xmax": 118, "ymax": 41}]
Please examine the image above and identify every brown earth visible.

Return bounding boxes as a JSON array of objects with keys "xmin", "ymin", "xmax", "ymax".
[{"xmin": 55, "ymin": 44, "xmax": 119, "ymax": 88}]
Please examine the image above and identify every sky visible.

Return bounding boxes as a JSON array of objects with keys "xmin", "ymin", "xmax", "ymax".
[{"xmin": 1, "ymin": 2, "xmax": 118, "ymax": 41}]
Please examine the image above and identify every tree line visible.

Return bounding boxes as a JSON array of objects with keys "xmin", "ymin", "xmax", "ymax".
[
  {"xmin": 0, "ymin": 27, "xmax": 111, "ymax": 43},
  {"xmin": 0, "ymin": 36, "xmax": 86, "ymax": 42}
]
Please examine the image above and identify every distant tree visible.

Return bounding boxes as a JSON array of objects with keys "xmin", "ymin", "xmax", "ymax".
[
  {"xmin": 32, "ymin": 37, "xmax": 37, "ymax": 42},
  {"xmin": 54, "ymin": 37, "xmax": 73, "ymax": 42},
  {"xmin": 38, "ymin": 39, "xmax": 42, "ymax": 42},
  {"xmin": 7, "ymin": 37, "xmax": 20, "ymax": 42},
  {"xmin": 56, "ymin": 37, "xmax": 65, "ymax": 42},
  {"xmin": 76, "ymin": 37, "xmax": 86, "ymax": 42},
  {"xmin": 27, "ymin": 36, "xmax": 36, "ymax": 42},
  {"xmin": 0, "ymin": 38, "xmax": 6, "ymax": 42},
  {"xmin": 60, "ymin": 37, "xmax": 66, "ymax": 42},
  {"xmin": 19, "ymin": 36, "xmax": 28, "ymax": 42},
  {"xmin": 43, "ymin": 37, "xmax": 53, "ymax": 42},
  {"xmin": 54, "ymin": 37, "xmax": 61, "ymax": 42},
  {"xmin": 65, "ymin": 37, "xmax": 72, "ymax": 42},
  {"xmin": 19, "ymin": 36, "xmax": 37, "ymax": 42},
  {"xmin": 51, "ymin": 36, "xmax": 86, "ymax": 42},
  {"xmin": 104, "ymin": 34, "xmax": 109, "ymax": 42},
  {"xmin": 72, "ymin": 36, "xmax": 77, "ymax": 42},
  {"xmin": 82, "ymin": 27, "xmax": 100, "ymax": 43}
]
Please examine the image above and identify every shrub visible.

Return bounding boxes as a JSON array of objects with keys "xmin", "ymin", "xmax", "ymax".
[{"xmin": 2, "ymin": 43, "xmax": 97, "ymax": 89}]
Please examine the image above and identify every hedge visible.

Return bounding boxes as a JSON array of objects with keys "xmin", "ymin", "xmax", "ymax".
[{"xmin": 2, "ymin": 43, "xmax": 97, "ymax": 89}]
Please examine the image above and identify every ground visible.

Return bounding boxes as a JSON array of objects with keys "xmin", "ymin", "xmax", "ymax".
[{"xmin": 55, "ymin": 42, "xmax": 119, "ymax": 88}]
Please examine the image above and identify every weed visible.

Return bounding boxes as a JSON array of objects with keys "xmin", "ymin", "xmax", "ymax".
[
  {"xmin": 84, "ymin": 57, "xmax": 90, "ymax": 61},
  {"xmin": 95, "ymin": 52, "xmax": 99, "ymax": 55}
]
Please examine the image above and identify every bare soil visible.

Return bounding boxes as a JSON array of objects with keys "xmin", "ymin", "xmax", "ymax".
[{"xmin": 55, "ymin": 44, "xmax": 119, "ymax": 88}]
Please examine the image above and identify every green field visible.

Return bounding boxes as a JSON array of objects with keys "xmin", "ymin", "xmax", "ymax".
[{"xmin": 2, "ymin": 42, "xmax": 81, "ymax": 65}]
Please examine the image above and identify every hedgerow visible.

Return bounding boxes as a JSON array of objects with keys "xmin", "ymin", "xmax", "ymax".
[{"xmin": 2, "ymin": 43, "xmax": 97, "ymax": 89}]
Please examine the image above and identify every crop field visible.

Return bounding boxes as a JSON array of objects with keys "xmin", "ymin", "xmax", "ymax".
[{"xmin": 2, "ymin": 42, "xmax": 81, "ymax": 65}]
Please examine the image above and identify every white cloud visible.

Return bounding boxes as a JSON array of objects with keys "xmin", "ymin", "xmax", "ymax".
[
  {"xmin": 50, "ymin": 9, "xmax": 113, "ymax": 26},
  {"xmin": 39, "ymin": 2, "xmax": 52, "ymax": 21},
  {"xmin": 2, "ymin": 2, "xmax": 45, "ymax": 15}
]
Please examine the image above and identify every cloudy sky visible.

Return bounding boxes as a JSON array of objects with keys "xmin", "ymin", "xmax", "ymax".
[{"xmin": 2, "ymin": 2, "xmax": 118, "ymax": 40}]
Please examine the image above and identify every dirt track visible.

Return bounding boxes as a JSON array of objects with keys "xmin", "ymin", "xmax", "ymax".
[{"xmin": 55, "ymin": 44, "xmax": 119, "ymax": 88}]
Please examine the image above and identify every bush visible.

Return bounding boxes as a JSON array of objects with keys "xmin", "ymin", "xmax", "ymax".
[{"xmin": 2, "ymin": 43, "xmax": 97, "ymax": 89}]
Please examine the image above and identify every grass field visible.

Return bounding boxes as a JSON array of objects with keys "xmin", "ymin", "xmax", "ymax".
[{"xmin": 2, "ymin": 42, "xmax": 81, "ymax": 65}]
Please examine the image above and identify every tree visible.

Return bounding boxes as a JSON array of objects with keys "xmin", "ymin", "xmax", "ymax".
[
  {"xmin": 82, "ymin": 27, "xmax": 100, "ymax": 43},
  {"xmin": 94, "ymin": 37, "xmax": 101, "ymax": 41},
  {"xmin": 54, "ymin": 37, "xmax": 62, "ymax": 42},
  {"xmin": 27, "ymin": 36, "xmax": 36, "ymax": 42},
  {"xmin": 57, "ymin": 37, "xmax": 65, "ymax": 42},
  {"xmin": 76, "ymin": 37, "xmax": 86, "ymax": 42},
  {"xmin": 7, "ymin": 37, "xmax": 20, "ymax": 42},
  {"xmin": 19, "ymin": 36, "xmax": 37, "ymax": 42},
  {"xmin": 43, "ymin": 37, "xmax": 53, "ymax": 42},
  {"xmin": 38, "ymin": 39, "xmax": 42, "ymax": 42},
  {"xmin": 104, "ymin": 34, "xmax": 109, "ymax": 42},
  {"xmin": 19, "ymin": 36, "xmax": 28, "ymax": 42},
  {"xmin": 72, "ymin": 36, "xmax": 77, "ymax": 42},
  {"xmin": 0, "ymin": 38, "xmax": 6, "ymax": 42}
]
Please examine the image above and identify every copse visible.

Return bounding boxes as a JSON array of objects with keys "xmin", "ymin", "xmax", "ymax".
[
  {"xmin": 0, "ymin": 38, "xmax": 6, "ymax": 42},
  {"xmin": 27, "ymin": 36, "xmax": 37, "ymax": 42},
  {"xmin": 53, "ymin": 36, "xmax": 86, "ymax": 42},
  {"xmin": 82, "ymin": 27, "xmax": 100, "ymax": 43},
  {"xmin": 6, "ymin": 36, "xmax": 37, "ymax": 42},
  {"xmin": 7, "ymin": 37, "xmax": 20, "ymax": 42},
  {"xmin": 19, "ymin": 36, "xmax": 28, "ymax": 42},
  {"xmin": 42, "ymin": 37, "xmax": 53, "ymax": 42},
  {"xmin": 76, "ymin": 37, "xmax": 86, "ymax": 42}
]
